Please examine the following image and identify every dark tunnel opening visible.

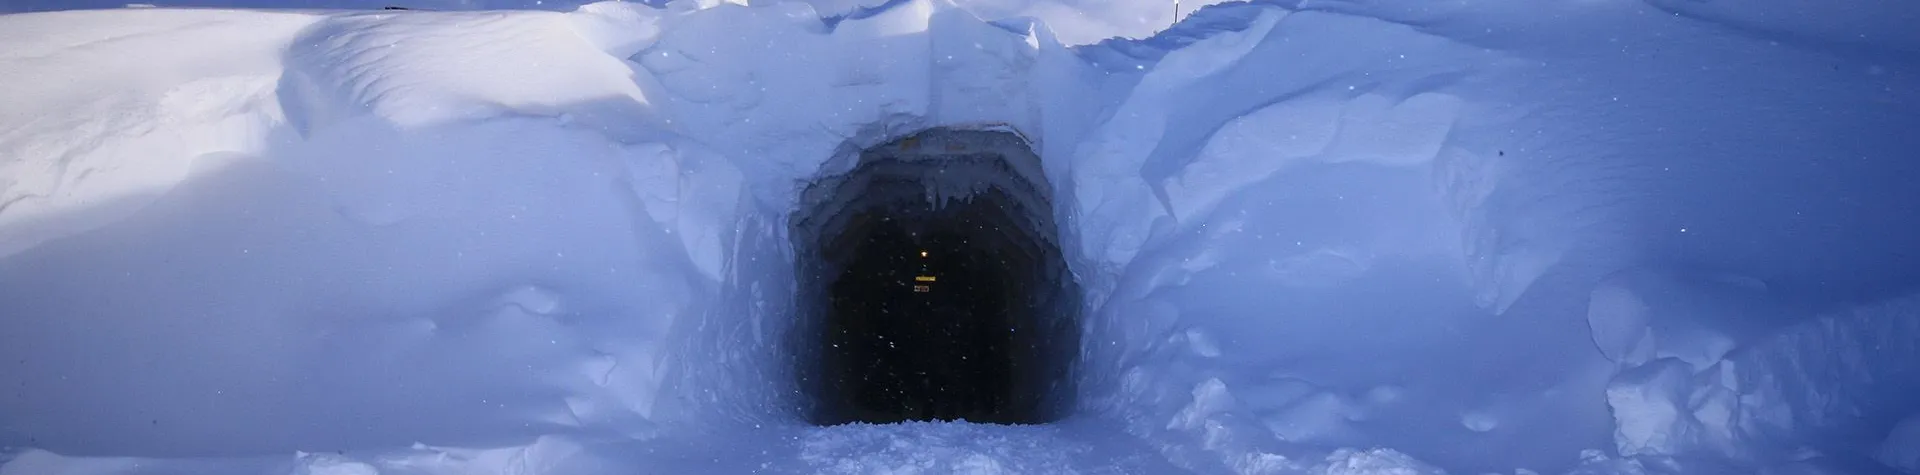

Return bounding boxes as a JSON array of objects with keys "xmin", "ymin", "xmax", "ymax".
[{"xmin": 790, "ymin": 128, "xmax": 1079, "ymax": 426}]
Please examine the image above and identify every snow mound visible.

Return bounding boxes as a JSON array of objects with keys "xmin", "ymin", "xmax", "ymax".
[
  {"xmin": 0, "ymin": 3, "xmax": 738, "ymax": 456},
  {"xmin": 0, "ymin": 8, "xmax": 319, "ymax": 257},
  {"xmin": 277, "ymin": 7, "xmax": 664, "ymax": 137}
]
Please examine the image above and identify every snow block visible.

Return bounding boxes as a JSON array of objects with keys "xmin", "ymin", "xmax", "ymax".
[
  {"xmin": 1607, "ymin": 358, "xmax": 1703, "ymax": 457},
  {"xmin": 1588, "ymin": 279, "xmax": 1655, "ymax": 365}
]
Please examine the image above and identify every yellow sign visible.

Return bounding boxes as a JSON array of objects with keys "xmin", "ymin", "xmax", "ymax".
[{"xmin": 915, "ymin": 276, "xmax": 936, "ymax": 282}]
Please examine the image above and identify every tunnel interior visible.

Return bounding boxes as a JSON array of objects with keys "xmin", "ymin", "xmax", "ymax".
[{"xmin": 790, "ymin": 128, "xmax": 1079, "ymax": 426}]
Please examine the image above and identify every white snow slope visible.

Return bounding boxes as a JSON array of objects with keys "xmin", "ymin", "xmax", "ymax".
[{"xmin": 2, "ymin": 0, "xmax": 1917, "ymax": 474}]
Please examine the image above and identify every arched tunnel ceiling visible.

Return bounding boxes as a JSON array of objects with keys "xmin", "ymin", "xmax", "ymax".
[{"xmin": 797, "ymin": 129, "xmax": 1058, "ymax": 274}]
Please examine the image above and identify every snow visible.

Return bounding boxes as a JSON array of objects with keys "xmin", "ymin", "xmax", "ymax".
[
  {"xmin": 1317, "ymin": 449, "xmax": 1443, "ymax": 475},
  {"xmin": 797, "ymin": 419, "xmax": 1185, "ymax": 474},
  {"xmin": 1879, "ymin": 415, "xmax": 1920, "ymax": 474},
  {"xmin": 3, "ymin": 0, "xmax": 1919, "ymax": 474},
  {"xmin": 0, "ymin": 8, "xmax": 319, "ymax": 257},
  {"xmin": 1605, "ymin": 358, "xmax": 1702, "ymax": 457},
  {"xmin": 1724, "ymin": 293, "xmax": 1920, "ymax": 457}
]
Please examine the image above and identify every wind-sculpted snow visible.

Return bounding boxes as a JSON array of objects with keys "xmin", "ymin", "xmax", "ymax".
[
  {"xmin": 1641, "ymin": 0, "xmax": 1920, "ymax": 55},
  {"xmin": 2, "ymin": 0, "xmax": 1917, "ymax": 473},
  {"xmin": 0, "ymin": 9, "xmax": 319, "ymax": 257}
]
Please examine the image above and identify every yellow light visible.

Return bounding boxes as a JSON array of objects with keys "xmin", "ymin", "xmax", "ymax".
[
  {"xmin": 915, "ymin": 276, "xmax": 936, "ymax": 282},
  {"xmin": 919, "ymin": 250, "xmax": 928, "ymax": 258}
]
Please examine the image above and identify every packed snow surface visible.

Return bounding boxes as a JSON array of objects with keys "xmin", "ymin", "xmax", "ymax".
[{"xmin": 2, "ymin": 0, "xmax": 1918, "ymax": 474}]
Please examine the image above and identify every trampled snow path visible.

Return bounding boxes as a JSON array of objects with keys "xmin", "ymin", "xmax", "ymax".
[{"xmin": 795, "ymin": 420, "xmax": 1184, "ymax": 475}]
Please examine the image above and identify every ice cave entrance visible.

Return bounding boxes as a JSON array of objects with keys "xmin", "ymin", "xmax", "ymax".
[{"xmin": 789, "ymin": 128, "xmax": 1080, "ymax": 426}]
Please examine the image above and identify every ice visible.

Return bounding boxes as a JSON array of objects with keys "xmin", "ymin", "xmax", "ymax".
[{"xmin": 3, "ymin": 0, "xmax": 1919, "ymax": 473}]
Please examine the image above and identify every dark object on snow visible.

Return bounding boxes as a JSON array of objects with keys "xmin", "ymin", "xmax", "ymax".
[{"xmin": 383, "ymin": 6, "xmax": 410, "ymax": 9}]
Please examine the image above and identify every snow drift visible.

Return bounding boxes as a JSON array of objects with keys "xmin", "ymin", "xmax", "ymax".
[{"xmin": 2, "ymin": 0, "xmax": 1917, "ymax": 473}]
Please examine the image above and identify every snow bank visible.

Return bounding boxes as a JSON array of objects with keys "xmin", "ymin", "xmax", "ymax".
[
  {"xmin": 0, "ymin": 0, "xmax": 1233, "ymax": 47},
  {"xmin": 1065, "ymin": 0, "xmax": 1920, "ymax": 471},
  {"xmin": 0, "ymin": 2, "xmax": 741, "ymax": 457},
  {"xmin": 4, "ymin": 0, "xmax": 1919, "ymax": 473},
  {"xmin": 0, "ymin": 0, "xmax": 1075, "ymax": 463},
  {"xmin": 1596, "ymin": 290, "xmax": 1920, "ymax": 465}
]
